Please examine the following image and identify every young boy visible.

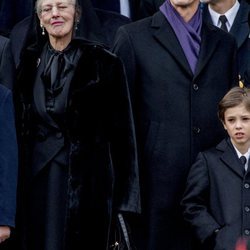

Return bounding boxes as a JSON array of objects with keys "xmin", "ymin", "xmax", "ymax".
[{"xmin": 181, "ymin": 86, "xmax": 250, "ymax": 250}]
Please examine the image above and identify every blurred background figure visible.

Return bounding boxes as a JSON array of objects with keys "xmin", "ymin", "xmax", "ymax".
[
  {"xmin": 0, "ymin": 0, "xmax": 33, "ymax": 37},
  {"xmin": 202, "ymin": 0, "xmax": 250, "ymax": 85},
  {"xmin": 91, "ymin": 0, "xmax": 141, "ymax": 20},
  {"xmin": 0, "ymin": 35, "xmax": 15, "ymax": 90},
  {"xmin": 140, "ymin": 0, "xmax": 164, "ymax": 17},
  {"xmin": 0, "ymin": 35, "xmax": 18, "ymax": 250}
]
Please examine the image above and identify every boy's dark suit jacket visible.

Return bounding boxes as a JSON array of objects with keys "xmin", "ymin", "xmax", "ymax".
[
  {"xmin": 113, "ymin": 10, "xmax": 238, "ymax": 250},
  {"xmin": 203, "ymin": 0, "xmax": 250, "ymax": 82},
  {"xmin": 182, "ymin": 138, "xmax": 250, "ymax": 250}
]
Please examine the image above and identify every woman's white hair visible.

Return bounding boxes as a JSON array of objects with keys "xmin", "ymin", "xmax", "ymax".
[{"xmin": 35, "ymin": 0, "xmax": 77, "ymax": 15}]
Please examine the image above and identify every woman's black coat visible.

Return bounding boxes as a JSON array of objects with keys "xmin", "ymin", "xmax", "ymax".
[{"xmin": 14, "ymin": 39, "xmax": 140, "ymax": 250}]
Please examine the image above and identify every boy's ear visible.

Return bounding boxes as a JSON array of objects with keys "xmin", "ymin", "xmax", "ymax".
[{"xmin": 222, "ymin": 122, "xmax": 227, "ymax": 130}]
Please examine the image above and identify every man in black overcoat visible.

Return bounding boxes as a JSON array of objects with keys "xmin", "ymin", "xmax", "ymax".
[{"xmin": 113, "ymin": 0, "xmax": 238, "ymax": 249}]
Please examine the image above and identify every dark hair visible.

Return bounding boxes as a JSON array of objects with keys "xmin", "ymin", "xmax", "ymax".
[{"xmin": 218, "ymin": 86, "xmax": 250, "ymax": 122}]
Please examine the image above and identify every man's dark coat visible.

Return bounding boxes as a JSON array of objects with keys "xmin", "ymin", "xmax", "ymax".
[
  {"xmin": 113, "ymin": 10, "xmax": 238, "ymax": 250},
  {"xmin": 182, "ymin": 138, "xmax": 250, "ymax": 250}
]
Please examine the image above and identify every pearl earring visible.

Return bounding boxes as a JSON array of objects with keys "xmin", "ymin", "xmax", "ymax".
[{"xmin": 40, "ymin": 24, "xmax": 45, "ymax": 35}]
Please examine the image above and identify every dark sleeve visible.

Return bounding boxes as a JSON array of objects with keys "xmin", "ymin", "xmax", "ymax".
[
  {"xmin": 108, "ymin": 55, "xmax": 140, "ymax": 214},
  {"xmin": 0, "ymin": 36, "xmax": 15, "ymax": 89},
  {"xmin": 181, "ymin": 152, "xmax": 220, "ymax": 243},
  {"xmin": 112, "ymin": 26, "xmax": 136, "ymax": 103},
  {"xmin": 0, "ymin": 86, "xmax": 18, "ymax": 227}
]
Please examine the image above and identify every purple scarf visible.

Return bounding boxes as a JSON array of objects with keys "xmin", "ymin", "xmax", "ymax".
[{"xmin": 160, "ymin": 0, "xmax": 202, "ymax": 73}]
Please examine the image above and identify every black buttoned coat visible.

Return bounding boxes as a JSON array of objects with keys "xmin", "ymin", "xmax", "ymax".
[
  {"xmin": 113, "ymin": 11, "xmax": 238, "ymax": 250},
  {"xmin": 182, "ymin": 138, "xmax": 250, "ymax": 250}
]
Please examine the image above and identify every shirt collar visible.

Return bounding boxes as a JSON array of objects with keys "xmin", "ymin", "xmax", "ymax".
[
  {"xmin": 208, "ymin": 0, "xmax": 240, "ymax": 31},
  {"xmin": 233, "ymin": 144, "xmax": 250, "ymax": 161}
]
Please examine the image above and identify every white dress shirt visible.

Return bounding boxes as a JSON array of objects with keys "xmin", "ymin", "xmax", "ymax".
[
  {"xmin": 234, "ymin": 145, "xmax": 250, "ymax": 171},
  {"xmin": 208, "ymin": 0, "xmax": 240, "ymax": 32},
  {"xmin": 120, "ymin": 0, "xmax": 131, "ymax": 18}
]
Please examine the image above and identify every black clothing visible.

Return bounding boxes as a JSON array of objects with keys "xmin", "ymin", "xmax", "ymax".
[{"xmin": 14, "ymin": 38, "xmax": 140, "ymax": 250}]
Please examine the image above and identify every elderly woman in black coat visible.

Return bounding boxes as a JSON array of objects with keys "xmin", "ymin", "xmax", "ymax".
[{"xmin": 13, "ymin": 0, "xmax": 140, "ymax": 249}]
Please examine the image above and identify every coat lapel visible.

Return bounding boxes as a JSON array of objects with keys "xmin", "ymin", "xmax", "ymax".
[
  {"xmin": 230, "ymin": 1, "xmax": 249, "ymax": 49},
  {"xmin": 193, "ymin": 22, "xmax": 222, "ymax": 79},
  {"xmin": 152, "ymin": 12, "xmax": 193, "ymax": 77},
  {"xmin": 218, "ymin": 139, "xmax": 245, "ymax": 177}
]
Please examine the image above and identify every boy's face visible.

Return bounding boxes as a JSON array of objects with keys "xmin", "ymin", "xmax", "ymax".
[{"xmin": 223, "ymin": 103, "xmax": 250, "ymax": 152}]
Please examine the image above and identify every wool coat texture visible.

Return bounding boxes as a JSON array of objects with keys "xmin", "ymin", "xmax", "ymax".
[{"xmin": 113, "ymin": 10, "xmax": 238, "ymax": 250}]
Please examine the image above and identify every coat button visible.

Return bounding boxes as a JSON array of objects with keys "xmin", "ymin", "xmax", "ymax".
[
  {"xmin": 244, "ymin": 183, "xmax": 250, "ymax": 189},
  {"xmin": 193, "ymin": 84, "xmax": 199, "ymax": 91},
  {"xmin": 193, "ymin": 127, "xmax": 201, "ymax": 134},
  {"xmin": 56, "ymin": 132, "xmax": 63, "ymax": 139},
  {"xmin": 245, "ymin": 206, "xmax": 250, "ymax": 212},
  {"xmin": 244, "ymin": 229, "xmax": 250, "ymax": 235}
]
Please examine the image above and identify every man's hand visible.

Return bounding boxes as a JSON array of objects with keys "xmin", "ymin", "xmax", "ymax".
[{"xmin": 0, "ymin": 226, "xmax": 11, "ymax": 243}]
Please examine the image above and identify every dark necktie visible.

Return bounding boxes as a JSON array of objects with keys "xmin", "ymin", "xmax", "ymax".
[
  {"xmin": 240, "ymin": 156, "xmax": 247, "ymax": 172},
  {"xmin": 219, "ymin": 15, "xmax": 228, "ymax": 32},
  {"xmin": 240, "ymin": 156, "xmax": 247, "ymax": 165}
]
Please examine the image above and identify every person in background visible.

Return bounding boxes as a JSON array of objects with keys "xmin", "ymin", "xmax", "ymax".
[
  {"xmin": 12, "ymin": 0, "xmax": 140, "ymax": 249},
  {"xmin": 9, "ymin": 0, "xmax": 131, "ymax": 68},
  {"xmin": 0, "ymin": 35, "xmax": 18, "ymax": 249},
  {"xmin": 91, "ymin": 0, "xmax": 141, "ymax": 20},
  {"xmin": 0, "ymin": 0, "xmax": 33, "ymax": 37},
  {"xmin": 182, "ymin": 86, "xmax": 250, "ymax": 250},
  {"xmin": 113, "ymin": 0, "xmax": 238, "ymax": 248},
  {"xmin": 202, "ymin": 0, "xmax": 250, "ymax": 85},
  {"xmin": 139, "ymin": 0, "xmax": 164, "ymax": 17},
  {"xmin": 0, "ymin": 35, "xmax": 15, "ymax": 90}
]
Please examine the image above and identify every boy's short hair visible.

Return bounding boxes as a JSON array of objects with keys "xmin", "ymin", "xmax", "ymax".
[{"xmin": 218, "ymin": 86, "xmax": 250, "ymax": 122}]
